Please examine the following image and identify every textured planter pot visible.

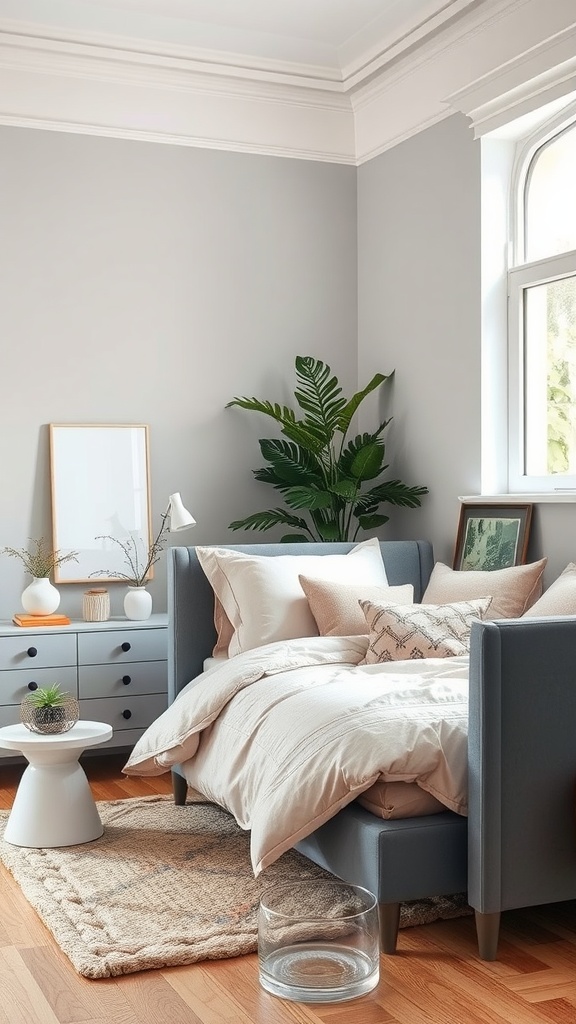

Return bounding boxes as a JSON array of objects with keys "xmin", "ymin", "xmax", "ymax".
[
  {"xmin": 20, "ymin": 694, "xmax": 80, "ymax": 734},
  {"xmin": 21, "ymin": 577, "xmax": 60, "ymax": 615},
  {"xmin": 124, "ymin": 586, "xmax": 152, "ymax": 621},
  {"xmin": 83, "ymin": 588, "xmax": 110, "ymax": 622}
]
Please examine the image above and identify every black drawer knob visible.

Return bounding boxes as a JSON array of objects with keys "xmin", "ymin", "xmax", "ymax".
[
  {"xmin": 122, "ymin": 709, "xmax": 132, "ymax": 720},
  {"xmin": 122, "ymin": 675, "xmax": 131, "ymax": 686},
  {"xmin": 27, "ymin": 646, "xmax": 38, "ymax": 658},
  {"xmin": 121, "ymin": 642, "xmax": 131, "ymax": 652},
  {"xmin": 27, "ymin": 681, "xmax": 38, "ymax": 691}
]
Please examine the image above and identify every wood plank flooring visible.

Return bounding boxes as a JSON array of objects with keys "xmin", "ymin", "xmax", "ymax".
[{"xmin": 1, "ymin": 754, "xmax": 576, "ymax": 1024}]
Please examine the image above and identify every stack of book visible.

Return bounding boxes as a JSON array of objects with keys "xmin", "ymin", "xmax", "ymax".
[{"xmin": 12, "ymin": 613, "xmax": 71, "ymax": 627}]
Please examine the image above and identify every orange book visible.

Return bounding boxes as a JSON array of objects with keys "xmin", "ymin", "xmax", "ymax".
[{"xmin": 12, "ymin": 613, "xmax": 71, "ymax": 627}]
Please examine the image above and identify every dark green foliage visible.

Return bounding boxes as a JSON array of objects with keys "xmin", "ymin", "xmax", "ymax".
[{"xmin": 226, "ymin": 356, "xmax": 428, "ymax": 542}]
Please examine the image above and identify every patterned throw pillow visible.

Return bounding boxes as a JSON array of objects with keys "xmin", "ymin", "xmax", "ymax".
[{"xmin": 359, "ymin": 598, "xmax": 492, "ymax": 663}]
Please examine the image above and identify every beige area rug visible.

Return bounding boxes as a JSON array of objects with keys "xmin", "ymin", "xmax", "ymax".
[{"xmin": 0, "ymin": 795, "xmax": 471, "ymax": 979}]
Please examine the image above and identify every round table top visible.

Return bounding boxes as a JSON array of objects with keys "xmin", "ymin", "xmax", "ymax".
[{"xmin": 0, "ymin": 721, "xmax": 113, "ymax": 750}]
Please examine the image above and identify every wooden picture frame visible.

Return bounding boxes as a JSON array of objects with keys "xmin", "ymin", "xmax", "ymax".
[{"xmin": 452, "ymin": 503, "xmax": 533, "ymax": 571}]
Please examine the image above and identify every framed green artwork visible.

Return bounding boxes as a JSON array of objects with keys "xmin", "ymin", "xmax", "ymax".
[{"xmin": 452, "ymin": 503, "xmax": 533, "ymax": 571}]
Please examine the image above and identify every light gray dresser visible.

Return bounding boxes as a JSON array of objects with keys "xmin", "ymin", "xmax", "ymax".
[{"xmin": 0, "ymin": 614, "xmax": 168, "ymax": 758}]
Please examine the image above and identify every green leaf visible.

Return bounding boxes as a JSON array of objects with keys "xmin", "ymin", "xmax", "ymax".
[
  {"xmin": 225, "ymin": 397, "xmax": 296, "ymax": 424},
  {"xmin": 329, "ymin": 478, "xmax": 358, "ymax": 500},
  {"xmin": 283, "ymin": 487, "xmax": 334, "ymax": 511},
  {"xmin": 229, "ymin": 509, "xmax": 310, "ymax": 533},
  {"xmin": 316, "ymin": 520, "xmax": 341, "ymax": 541},
  {"xmin": 259, "ymin": 439, "xmax": 323, "ymax": 484},
  {"xmin": 356, "ymin": 513, "xmax": 390, "ymax": 530},
  {"xmin": 339, "ymin": 431, "xmax": 389, "ymax": 477},
  {"xmin": 358, "ymin": 480, "xmax": 429, "ymax": 509},
  {"xmin": 280, "ymin": 419, "xmax": 327, "ymax": 454},
  {"xmin": 293, "ymin": 356, "xmax": 347, "ymax": 446},
  {"xmin": 350, "ymin": 442, "xmax": 385, "ymax": 481},
  {"xmin": 280, "ymin": 533, "xmax": 311, "ymax": 543},
  {"xmin": 338, "ymin": 372, "xmax": 391, "ymax": 435}
]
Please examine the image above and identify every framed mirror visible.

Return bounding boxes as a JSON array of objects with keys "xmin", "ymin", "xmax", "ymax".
[{"xmin": 49, "ymin": 424, "xmax": 152, "ymax": 583}]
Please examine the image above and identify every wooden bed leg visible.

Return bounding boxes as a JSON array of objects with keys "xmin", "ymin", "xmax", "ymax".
[
  {"xmin": 172, "ymin": 770, "xmax": 188, "ymax": 806},
  {"xmin": 475, "ymin": 910, "xmax": 501, "ymax": 961},
  {"xmin": 379, "ymin": 902, "xmax": 401, "ymax": 954}
]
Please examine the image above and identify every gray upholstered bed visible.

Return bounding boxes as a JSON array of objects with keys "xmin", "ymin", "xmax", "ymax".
[{"xmin": 166, "ymin": 540, "xmax": 576, "ymax": 960}]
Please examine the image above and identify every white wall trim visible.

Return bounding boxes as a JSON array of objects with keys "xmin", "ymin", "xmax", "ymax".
[
  {"xmin": 1, "ymin": 0, "xmax": 576, "ymax": 164},
  {"xmin": 446, "ymin": 20, "xmax": 576, "ymax": 136}
]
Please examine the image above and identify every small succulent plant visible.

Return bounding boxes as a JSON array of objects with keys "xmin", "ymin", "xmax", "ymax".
[{"xmin": 28, "ymin": 683, "xmax": 68, "ymax": 708}]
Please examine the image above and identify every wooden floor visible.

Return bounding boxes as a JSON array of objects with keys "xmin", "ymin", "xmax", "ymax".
[{"xmin": 1, "ymin": 756, "xmax": 576, "ymax": 1024}]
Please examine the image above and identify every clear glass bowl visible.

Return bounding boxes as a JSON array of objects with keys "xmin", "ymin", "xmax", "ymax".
[{"xmin": 258, "ymin": 878, "xmax": 379, "ymax": 1003}]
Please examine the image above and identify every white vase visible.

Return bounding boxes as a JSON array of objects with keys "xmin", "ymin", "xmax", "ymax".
[
  {"xmin": 21, "ymin": 577, "xmax": 61, "ymax": 615},
  {"xmin": 124, "ymin": 586, "xmax": 152, "ymax": 621}
]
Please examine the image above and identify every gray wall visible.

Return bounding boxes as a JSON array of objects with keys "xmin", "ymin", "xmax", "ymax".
[
  {"xmin": 357, "ymin": 115, "xmax": 482, "ymax": 567},
  {"xmin": 0, "ymin": 127, "xmax": 358, "ymax": 618},
  {"xmin": 2, "ymin": 115, "xmax": 574, "ymax": 620},
  {"xmin": 357, "ymin": 113, "xmax": 576, "ymax": 583}
]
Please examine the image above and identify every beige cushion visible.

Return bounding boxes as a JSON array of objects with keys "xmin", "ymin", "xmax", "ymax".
[
  {"xmin": 421, "ymin": 559, "xmax": 547, "ymax": 618},
  {"xmin": 357, "ymin": 780, "xmax": 446, "ymax": 819},
  {"xmin": 360, "ymin": 597, "xmax": 491, "ymax": 663},
  {"xmin": 299, "ymin": 575, "xmax": 414, "ymax": 636},
  {"xmin": 196, "ymin": 538, "xmax": 389, "ymax": 657},
  {"xmin": 523, "ymin": 562, "xmax": 576, "ymax": 617}
]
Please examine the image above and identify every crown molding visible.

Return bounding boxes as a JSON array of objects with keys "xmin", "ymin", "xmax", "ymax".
[
  {"xmin": 0, "ymin": 0, "xmax": 575, "ymax": 165},
  {"xmin": 445, "ymin": 20, "xmax": 576, "ymax": 136}
]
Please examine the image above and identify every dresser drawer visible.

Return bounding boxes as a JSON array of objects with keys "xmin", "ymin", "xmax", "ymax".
[
  {"xmin": 0, "ymin": 705, "xmax": 22, "ymax": 732},
  {"xmin": 80, "ymin": 693, "xmax": 167, "ymax": 732},
  {"xmin": 78, "ymin": 627, "xmax": 166, "ymax": 665},
  {"xmin": 0, "ymin": 632, "xmax": 77, "ymax": 671},
  {"xmin": 78, "ymin": 661, "xmax": 167, "ymax": 699},
  {"xmin": 1, "ymin": 666, "xmax": 78, "ymax": 705}
]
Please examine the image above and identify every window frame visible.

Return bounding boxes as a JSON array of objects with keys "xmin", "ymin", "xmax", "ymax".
[{"xmin": 507, "ymin": 105, "xmax": 576, "ymax": 495}]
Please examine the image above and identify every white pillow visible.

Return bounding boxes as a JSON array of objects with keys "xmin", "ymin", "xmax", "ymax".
[{"xmin": 196, "ymin": 538, "xmax": 389, "ymax": 656}]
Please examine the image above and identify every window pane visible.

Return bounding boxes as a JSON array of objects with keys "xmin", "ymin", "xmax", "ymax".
[
  {"xmin": 524, "ymin": 275, "xmax": 576, "ymax": 475},
  {"xmin": 525, "ymin": 123, "xmax": 576, "ymax": 261}
]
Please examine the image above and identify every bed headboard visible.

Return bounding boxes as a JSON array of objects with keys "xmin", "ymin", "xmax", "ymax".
[{"xmin": 167, "ymin": 539, "xmax": 434, "ymax": 702}]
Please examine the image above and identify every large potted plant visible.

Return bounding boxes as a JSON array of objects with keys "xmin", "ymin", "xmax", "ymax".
[{"xmin": 226, "ymin": 355, "xmax": 428, "ymax": 542}]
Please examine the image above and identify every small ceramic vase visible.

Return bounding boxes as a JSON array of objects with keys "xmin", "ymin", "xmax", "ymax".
[
  {"xmin": 21, "ymin": 577, "xmax": 61, "ymax": 615},
  {"xmin": 124, "ymin": 586, "xmax": 152, "ymax": 621}
]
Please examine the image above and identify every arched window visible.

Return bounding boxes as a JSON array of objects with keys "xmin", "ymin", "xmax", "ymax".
[{"xmin": 508, "ymin": 116, "xmax": 576, "ymax": 491}]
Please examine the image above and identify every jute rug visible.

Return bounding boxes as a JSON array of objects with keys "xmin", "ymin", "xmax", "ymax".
[{"xmin": 0, "ymin": 795, "xmax": 471, "ymax": 979}]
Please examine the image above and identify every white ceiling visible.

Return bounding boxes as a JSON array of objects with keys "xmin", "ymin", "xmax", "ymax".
[{"xmin": 0, "ymin": 0, "xmax": 479, "ymax": 78}]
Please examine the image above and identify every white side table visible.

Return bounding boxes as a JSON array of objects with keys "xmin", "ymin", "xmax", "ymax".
[{"xmin": 0, "ymin": 721, "xmax": 113, "ymax": 848}]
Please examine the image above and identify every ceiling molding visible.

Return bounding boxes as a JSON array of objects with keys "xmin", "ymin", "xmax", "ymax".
[
  {"xmin": 1, "ymin": 0, "xmax": 575, "ymax": 164},
  {"xmin": 445, "ymin": 20, "xmax": 576, "ymax": 136}
]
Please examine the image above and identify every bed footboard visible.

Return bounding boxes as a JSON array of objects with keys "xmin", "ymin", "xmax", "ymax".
[{"xmin": 468, "ymin": 616, "xmax": 576, "ymax": 945}]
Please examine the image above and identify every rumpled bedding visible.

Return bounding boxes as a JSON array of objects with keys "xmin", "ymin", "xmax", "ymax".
[{"xmin": 123, "ymin": 635, "xmax": 469, "ymax": 873}]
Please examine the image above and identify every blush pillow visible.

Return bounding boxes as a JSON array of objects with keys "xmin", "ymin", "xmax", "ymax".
[
  {"xmin": 299, "ymin": 575, "xmax": 414, "ymax": 636},
  {"xmin": 360, "ymin": 597, "xmax": 491, "ymax": 663},
  {"xmin": 421, "ymin": 559, "xmax": 547, "ymax": 619},
  {"xmin": 523, "ymin": 563, "xmax": 576, "ymax": 617},
  {"xmin": 196, "ymin": 538, "xmax": 389, "ymax": 656}
]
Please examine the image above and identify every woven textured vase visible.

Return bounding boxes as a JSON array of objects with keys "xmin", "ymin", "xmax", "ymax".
[{"xmin": 20, "ymin": 694, "xmax": 80, "ymax": 735}]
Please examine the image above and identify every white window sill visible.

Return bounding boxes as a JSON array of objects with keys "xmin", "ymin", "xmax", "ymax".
[{"xmin": 459, "ymin": 493, "xmax": 576, "ymax": 503}]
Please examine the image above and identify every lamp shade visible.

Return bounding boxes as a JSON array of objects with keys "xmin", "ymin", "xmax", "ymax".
[{"xmin": 168, "ymin": 492, "xmax": 196, "ymax": 532}]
